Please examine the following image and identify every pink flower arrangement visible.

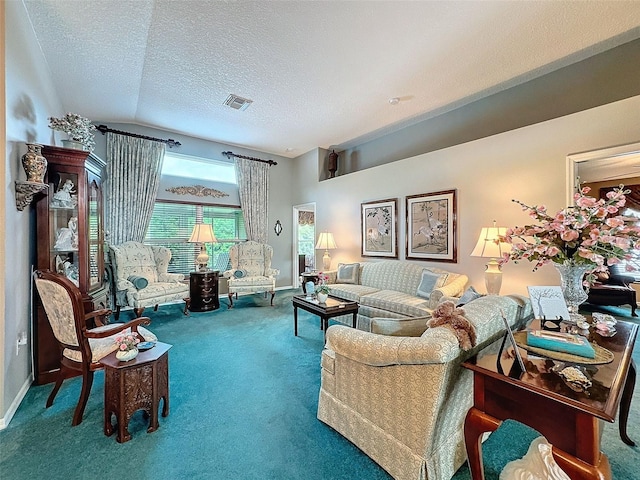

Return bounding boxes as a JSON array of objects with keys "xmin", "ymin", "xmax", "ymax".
[
  {"xmin": 316, "ymin": 272, "xmax": 331, "ymax": 294},
  {"xmin": 114, "ymin": 332, "xmax": 140, "ymax": 352},
  {"xmin": 500, "ymin": 185, "xmax": 640, "ymax": 283}
]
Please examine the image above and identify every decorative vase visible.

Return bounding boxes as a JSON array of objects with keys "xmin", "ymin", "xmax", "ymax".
[
  {"xmin": 554, "ymin": 263, "xmax": 590, "ymax": 320},
  {"xmin": 317, "ymin": 292, "xmax": 329, "ymax": 303},
  {"xmin": 21, "ymin": 143, "xmax": 47, "ymax": 183},
  {"xmin": 61, "ymin": 139, "xmax": 86, "ymax": 151},
  {"xmin": 115, "ymin": 347, "xmax": 138, "ymax": 362}
]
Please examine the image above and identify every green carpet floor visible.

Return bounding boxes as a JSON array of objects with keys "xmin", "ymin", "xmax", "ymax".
[{"xmin": 1, "ymin": 291, "xmax": 638, "ymax": 479}]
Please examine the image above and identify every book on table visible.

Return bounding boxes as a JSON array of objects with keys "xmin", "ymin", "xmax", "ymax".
[{"xmin": 526, "ymin": 330, "xmax": 596, "ymax": 358}]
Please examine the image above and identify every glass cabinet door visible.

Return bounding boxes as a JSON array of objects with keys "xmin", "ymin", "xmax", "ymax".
[
  {"xmin": 50, "ymin": 173, "xmax": 80, "ymax": 286},
  {"xmin": 88, "ymin": 175, "xmax": 104, "ymax": 291}
]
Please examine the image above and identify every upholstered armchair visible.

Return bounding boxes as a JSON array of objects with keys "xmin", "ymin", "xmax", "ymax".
[
  {"xmin": 33, "ymin": 270, "xmax": 157, "ymax": 425},
  {"xmin": 109, "ymin": 241, "xmax": 189, "ymax": 319},
  {"xmin": 223, "ymin": 241, "xmax": 279, "ymax": 308}
]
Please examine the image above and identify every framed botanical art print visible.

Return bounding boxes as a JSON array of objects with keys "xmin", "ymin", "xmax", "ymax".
[
  {"xmin": 361, "ymin": 198, "xmax": 398, "ymax": 258},
  {"xmin": 406, "ymin": 189, "xmax": 457, "ymax": 262}
]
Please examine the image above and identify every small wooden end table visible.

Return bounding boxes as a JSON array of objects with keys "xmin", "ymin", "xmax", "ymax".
[
  {"xmin": 292, "ymin": 294, "xmax": 358, "ymax": 342},
  {"xmin": 100, "ymin": 342, "xmax": 172, "ymax": 443},
  {"xmin": 463, "ymin": 319, "xmax": 637, "ymax": 480},
  {"xmin": 184, "ymin": 270, "xmax": 220, "ymax": 313}
]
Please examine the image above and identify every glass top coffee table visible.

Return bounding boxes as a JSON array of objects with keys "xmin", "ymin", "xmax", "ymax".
[{"xmin": 292, "ymin": 294, "xmax": 359, "ymax": 342}]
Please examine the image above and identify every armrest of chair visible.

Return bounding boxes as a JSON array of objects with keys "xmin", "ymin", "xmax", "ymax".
[
  {"xmin": 223, "ymin": 269, "xmax": 235, "ymax": 279},
  {"xmin": 116, "ymin": 278, "xmax": 135, "ymax": 292},
  {"xmin": 323, "ymin": 270, "xmax": 338, "ymax": 284},
  {"xmin": 265, "ymin": 268, "xmax": 280, "ymax": 276},
  {"xmin": 325, "ymin": 325, "xmax": 458, "ymax": 366},
  {"xmin": 85, "ymin": 308, "xmax": 112, "ymax": 327},
  {"xmin": 608, "ymin": 273, "xmax": 636, "ymax": 287},
  {"xmin": 158, "ymin": 273, "xmax": 184, "ymax": 283},
  {"xmin": 83, "ymin": 316, "xmax": 151, "ymax": 339}
]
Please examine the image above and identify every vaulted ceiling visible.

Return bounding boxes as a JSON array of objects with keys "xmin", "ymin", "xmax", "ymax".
[{"xmin": 22, "ymin": 1, "xmax": 640, "ymax": 158}]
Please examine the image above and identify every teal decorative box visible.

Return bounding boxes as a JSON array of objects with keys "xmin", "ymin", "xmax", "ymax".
[{"xmin": 526, "ymin": 330, "xmax": 595, "ymax": 359}]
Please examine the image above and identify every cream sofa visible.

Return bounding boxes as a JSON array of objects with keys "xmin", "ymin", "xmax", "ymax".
[
  {"xmin": 325, "ymin": 260, "xmax": 468, "ymax": 333},
  {"xmin": 317, "ymin": 294, "xmax": 532, "ymax": 480}
]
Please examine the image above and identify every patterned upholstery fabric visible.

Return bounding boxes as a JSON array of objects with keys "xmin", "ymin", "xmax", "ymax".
[
  {"xmin": 224, "ymin": 241, "xmax": 279, "ymax": 295},
  {"xmin": 317, "ymin": 294, "xmax": 533, "ymax": 480},
  {"xmin": 35, "ymin": 277, "xmax": 158, "ymax": 363},
  {"xmin": 326, "ymin": 261, "xmax": 469, "ymax": 332},
  {"xmin": 110, "ymin": 241, "xmax": 188, "ymax": 310},
  {"xmin": 63, "ymin": 325, "xmax": 156, "ymax": 363}
]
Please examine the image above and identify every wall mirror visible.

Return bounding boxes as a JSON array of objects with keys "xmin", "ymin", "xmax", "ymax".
[{"xmin": 566, "ymin": 141, "xmax": 640, "ymax": 204}]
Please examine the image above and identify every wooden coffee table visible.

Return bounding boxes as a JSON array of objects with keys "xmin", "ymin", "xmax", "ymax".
[
  {"xmin": 463, "ymin": 319, "xmax": 637, "ymax": 480},
  {"xmin": 100, "ymin": 342, "xmax": 172, "ymax": 443},
  {"xmin": 292, "ymin": 294, "xmax": 358, "ymax": 342}
]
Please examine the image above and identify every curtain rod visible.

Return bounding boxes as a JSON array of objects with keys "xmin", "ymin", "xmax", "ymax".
[
  {"xmin": 222, "ymin": 151, "xmax": 277, "ymax": 166},
  {"xmin": 96, "ymin": 124, "xmax": 182, "ymax": 148}
]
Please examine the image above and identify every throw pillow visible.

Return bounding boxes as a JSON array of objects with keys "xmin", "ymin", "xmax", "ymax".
[
  {"xmin": 416, "ymin": 270, "xmax": 448, "ymax": 299},
  {"xmin": 233, "ymin": 269, "xmax": 248, "ymax": 278},
  {"xmin": 456, "ymin": 285, "xmax": 484, "ymax": 306},
  {"xmin": 127, "ymin": 275, "xmax": 149, "ymax": 290},
  {"xmin": 337, "ymin": 263, "xmax": 360, "ymax": 284}
]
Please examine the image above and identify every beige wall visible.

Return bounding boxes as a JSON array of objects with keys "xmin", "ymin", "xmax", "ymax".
[
  {"xmin": 3, "ymin": 0, "xmax": 65, "ymax": 425},
  {"xmin": 292, "ymin": 95, "xmax": 640, "ymax": 296}
]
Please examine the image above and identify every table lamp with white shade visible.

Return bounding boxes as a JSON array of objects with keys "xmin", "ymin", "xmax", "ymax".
[
  {"xmin": 188, "ymin": 223, "xmax": 217, "ymax": 271},
  {"xmin": 470, "ymin": 221, "xmax": 511, "ymax": 295},
  {"xmin": 315, "ymin": 232, "xmax": 337, "ymax": 270}
]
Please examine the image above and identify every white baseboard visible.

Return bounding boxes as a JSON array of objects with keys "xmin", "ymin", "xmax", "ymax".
[{"xmin": 0, "ymin": 375, "xmax": 33, "ymax": 430}]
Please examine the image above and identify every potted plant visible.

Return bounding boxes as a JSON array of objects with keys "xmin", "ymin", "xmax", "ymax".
[{"xmin": 48, "ymin": 113, "xmax": 97, "ymax": 152}]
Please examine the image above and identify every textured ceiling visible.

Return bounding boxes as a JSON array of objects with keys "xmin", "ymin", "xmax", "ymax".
[{"xmin": 22, "ymin": 0, "xmax": 640, "ymax": 158}]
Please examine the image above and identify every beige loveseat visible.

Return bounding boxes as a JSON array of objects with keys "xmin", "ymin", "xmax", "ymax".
[
  {"xmin": 317, "ymin": 294, "xmax": 532, "ymax": 480},
  {"xmin": 325, "ymin": 260, "xmax": 469, "ymax": 333}
]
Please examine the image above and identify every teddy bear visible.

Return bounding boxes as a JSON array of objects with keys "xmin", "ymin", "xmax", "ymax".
[{"xmin": 427, "ymin": 301, "xmax": 477, "ymax": 351}]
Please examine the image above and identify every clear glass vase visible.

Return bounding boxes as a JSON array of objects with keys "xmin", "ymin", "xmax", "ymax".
[{"xmin": 554, "ymin": 263, "xmax": 590, "ymax": 321}]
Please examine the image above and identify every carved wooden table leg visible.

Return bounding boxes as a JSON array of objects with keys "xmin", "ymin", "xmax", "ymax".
[
  {"xmin": 619, "ymin": 358, "xmax": 636, "ymax": 446},
  {"xmin": 464, "ymin": 407, "xmax": 500, "ymax": 480}
]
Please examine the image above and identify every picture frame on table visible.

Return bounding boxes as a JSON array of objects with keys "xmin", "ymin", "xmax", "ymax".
[
  {"xmin": 361, "ymin": 198, "xmax": 398, "ymax": 258},
  {"xmin": 406, "ymin": 189, "xmax": 457, "ymax": 262}
]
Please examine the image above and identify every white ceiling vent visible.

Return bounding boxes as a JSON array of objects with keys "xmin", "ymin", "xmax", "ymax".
[{"xmin": 224, "ymin": 94, "xmax": 253, "ymax": 111}]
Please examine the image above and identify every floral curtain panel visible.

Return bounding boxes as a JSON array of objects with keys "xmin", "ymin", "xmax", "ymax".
[
  {"xmin": 104, "ymin": 132, "xmax": 165, "ymax": 244},
  {"xmin": 298, "ymin": 211, "xmax": 315, "ymax": 226},
  {"xmin": 235, "ymin": 158, "xmax": 270, "ymax": 243}
]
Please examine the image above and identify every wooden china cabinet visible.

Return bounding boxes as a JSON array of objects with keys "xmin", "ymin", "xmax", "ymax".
[{"xmin": 33, "ymin": 145, "xmax": 109, "ymax": 385}]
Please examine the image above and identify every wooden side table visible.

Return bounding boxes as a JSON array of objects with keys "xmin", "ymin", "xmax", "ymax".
[
  {"xmin": 463, "ymin": 320, "xmax": 638, "ymax": 480},
  {"xmin": 185, "ymin": 270, "xmax": 220, "ymax": 313},
  {"xmin": 100, "ymin": 342, "xmax": 172, "ymax": 443}
]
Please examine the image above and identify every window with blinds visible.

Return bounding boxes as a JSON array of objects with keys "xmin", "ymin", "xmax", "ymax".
[{"xmin": 144, "ymin": 202, "xmax": 246, "ymax": 275}]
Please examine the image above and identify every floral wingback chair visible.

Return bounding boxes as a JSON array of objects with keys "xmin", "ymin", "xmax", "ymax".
[
  {"xmin": 223, "ymin": 241, "xmax": 279, "ymax": 308},
  {"xmin": 109, "ymin": 241, "xmax": 189, "ymax": 319}
]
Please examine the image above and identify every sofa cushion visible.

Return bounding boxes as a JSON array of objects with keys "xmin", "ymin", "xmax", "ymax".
[
  {"xmin": 127, "ymin": 275, "xmax": 149, "ymax": 290},
  {"xmin": 360, "ymin": 290, "xmax": 432, "ymax": 317},
  {"xmin": 328, "ymin": 284, "xmax": 380, "ymax": 302},
  {"xmin": 416, "ymin": 269, "xmax": 449, "ymax": 299},
  {"xmin": 457, "ymin": 286, "xmax": 484, "ymax": 306},
  {"xmin": 337, "ymin": 263, "xmax": 360, "ymax": 284}
]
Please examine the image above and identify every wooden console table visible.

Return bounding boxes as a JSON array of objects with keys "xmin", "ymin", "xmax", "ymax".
[
  {"xmin": 463, "ymin": 320, "xmax": 637, "ymax": 479},
  {"xmin": 100, "ymin": 342, "xmax": 172, "ymax": 443}
]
